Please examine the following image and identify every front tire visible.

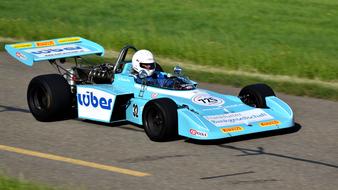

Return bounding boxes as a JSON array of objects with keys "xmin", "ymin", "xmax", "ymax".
[
  {"xmin": 142, "ymin": 98, "xmax": 178, "ymax": 142},
  {"xmin": 27, "ymin": 74, "xmax": 73, "ymax": 121},
  {"xmin": 239, "ymin": 83, "xmax": 275, "ymax": 108}
]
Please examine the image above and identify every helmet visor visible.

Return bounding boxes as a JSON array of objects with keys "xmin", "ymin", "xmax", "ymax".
[{"xmin": 140, "ymin": 62, "xmax": 156, "ymax": 70}]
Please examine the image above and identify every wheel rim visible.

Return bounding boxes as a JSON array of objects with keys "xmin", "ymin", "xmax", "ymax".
[
  {"xmin": 31, "ymin": 86, "xmax": 50, "ymax": 111},
  {"xmin": 146, "ymin": 106, "xmax": 165, "ymax": 136}
]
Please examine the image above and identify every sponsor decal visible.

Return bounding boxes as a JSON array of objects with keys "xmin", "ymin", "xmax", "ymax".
[
  {"xmin": 15, "ymin": 52, "xmax": 27, "ymax": 60},
  {"xmin": 25, "ymin": 44, "xmax": 91, "ymax": 58},
  {"xmin": 223, "ymin": 104, "xmax": 244, "ymax": 109},
  {"xmin": 202, "ymin": 107, "xmax": 223, "ymax": 111},
  {"xmin": 151, "ymin": 93, "xmax": 158, "ymax": 99},
  {"xmin": 192, "ymin": 94, "xmax": 224, "ymax": 106},
  {"xmin": 133, "ymin": 104, "xmax": 138, "ymax": 118},
  {"xmin": 77, "ymin": 91, "xmax": 112, "ymax": 110},
  {"xmin": 221, "ymin": 126, "xmax": 244, "ymax": 133},
  {"xmin": 204, "ymin": 109, "xmax": 273, "ymax": 127},
  {"xmin": 35, "ymin": 40, "xmax": 55, "ymax": 47},
  {"xmin": 260, "ymin": 120, "xmax": 281, "ymax": 127},
  {"xmin": 12, "ymin": 43, "xmax": 33, "ymax": 49},
  {"xmin": 77, "ymin": 87, "xmax": 115, "ymax": 122},
  {"xmin": 189, "ymin": 129, "xmax": 208, "ymax": 137},
  {"xmin": 57, "ymin": 37, "xmax": 81, "ymax": 44},
  {"xmin": 116, "ymin": 75, "xmax": 131, "ymax": 82}
]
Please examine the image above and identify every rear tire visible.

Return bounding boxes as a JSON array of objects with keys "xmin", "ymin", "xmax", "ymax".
[
  {"xmin": 27, "ymin": 74, "xmax": 73, "ymax": 121},
  {"xmin": 142, "ymin": 98, "xmax": 178, "ymax": 142},
  {"xmin": 239, "ymin": 83, "xmax": 275, "ymax": 108}
]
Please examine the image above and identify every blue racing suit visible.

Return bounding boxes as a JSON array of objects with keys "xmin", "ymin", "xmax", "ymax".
[{"xmin": 134, "ymin": 72, "xmax": 174, "ymax": 88}]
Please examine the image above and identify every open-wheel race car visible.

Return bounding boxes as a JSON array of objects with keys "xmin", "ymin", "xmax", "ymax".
[{"xmin": 5, "ymin": 37, "xmax": 294, "ymax": 142}]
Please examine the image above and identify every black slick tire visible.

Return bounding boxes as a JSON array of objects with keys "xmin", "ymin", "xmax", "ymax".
[
  {"xmin": 142, "ymin": 98, "xmax": 178, "ymax": 142},
  {"xmin": 27, "ymin": 74, "xmax": 72, "ymax": 121},
  {"xmin": 239, "ymin": 83, "xmax": 275, "ymax": 108}
]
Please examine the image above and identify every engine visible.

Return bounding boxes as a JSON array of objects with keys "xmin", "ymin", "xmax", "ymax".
[
  {"xmin": 65, "ymin": 64, "xmax": 115, "ymax": 86},
  {"xmin": 87, "ymin": 64, "xmax": 114, "ymax": 84}
]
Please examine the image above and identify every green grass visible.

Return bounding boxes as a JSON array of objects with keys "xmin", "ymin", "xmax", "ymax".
[
  {"xmin": 0, "ymin": 43, "xmax": 6, "ymax": 51},
  {"xmin": 1, "ymin": 0, "xmax": 337, "ymax": 100},
  {"xmin": 184, "ymin": 68, "xmax": 338, "ymax": 101},
  {"xmin": 0, "ymin": 174, "xmax": 58, "ymax": 190},
  {"xmin": 1, "ymin": 0, "xmax": 337, "ymax": 81}
]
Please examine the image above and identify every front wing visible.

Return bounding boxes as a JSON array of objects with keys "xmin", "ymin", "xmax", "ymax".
[{"xmin": 177, "ymin": 96, "xmax": 294, "ymax": 140}]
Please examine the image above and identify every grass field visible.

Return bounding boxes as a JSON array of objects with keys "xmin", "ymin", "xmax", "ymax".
[
  {"xmin": 0, "ymin": 0, "xmax": 337, "ymax": 99},
  {"xmin": 0, "ymin": 174, "xmax": 58, "ymax": 190}
]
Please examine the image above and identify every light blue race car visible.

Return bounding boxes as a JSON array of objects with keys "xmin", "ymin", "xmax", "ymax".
[{"xmin": 5, "ymin": 37, "xmax": 294, "ymax": 142}]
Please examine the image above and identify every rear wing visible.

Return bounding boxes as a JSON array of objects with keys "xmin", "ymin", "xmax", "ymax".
[{"xmin": 5, "ymin": 37, "xmax": 104, "ymax": 66}]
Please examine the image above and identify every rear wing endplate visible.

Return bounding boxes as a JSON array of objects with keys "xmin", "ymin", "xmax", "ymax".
[{"xmin": 5, "ymin": 37, "xmax": 104, "ymax": 66}]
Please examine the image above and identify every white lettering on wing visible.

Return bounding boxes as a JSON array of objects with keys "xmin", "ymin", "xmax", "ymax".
[
  {"xmin": 204, "ymin": 109, "xmax": 273, "ymax": 127},
  {"xmin": 25, "ymin": 44, "xmax": 91, "ymax": 58}
]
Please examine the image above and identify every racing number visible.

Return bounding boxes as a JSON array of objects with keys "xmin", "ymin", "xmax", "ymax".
[
  {"xmin": 133, "ymin": 104, "xmax": 138, "ymax": 118},
  {"xmin": 197, "ymin": 97, "xmax": 218, "ymax": 104}
]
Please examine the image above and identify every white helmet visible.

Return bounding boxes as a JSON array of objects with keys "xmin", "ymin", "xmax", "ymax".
[{"xmin": 132, "ymin": 49, "xmax": 156, "ymax": 77}]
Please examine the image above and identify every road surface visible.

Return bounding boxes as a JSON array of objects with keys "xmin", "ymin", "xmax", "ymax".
[{"xmin": 0, "ymin": 52, "xmax": 337, "ymax": 190}]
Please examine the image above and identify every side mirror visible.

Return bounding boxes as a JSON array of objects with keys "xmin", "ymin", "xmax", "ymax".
[
  {"xmin": 173, "ymin": 65, "xmax": 183, "ymax": 76},
  {"xmin": 138, "ymin": 70, "xmax": 148, "ymax": 79}
]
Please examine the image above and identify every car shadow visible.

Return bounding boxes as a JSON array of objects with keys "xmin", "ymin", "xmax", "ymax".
[
  {"xmin": 185, "ymin": 123, "xmax": 302, "ymax": 145},
  {"xmin": 0, "ymin": 105, "xmax": 30, "ymax": 113},
  {"xmin": 76, "ymin": 117, "xmax": 301, "ymax": 143},
  {"xmin": 80, "ymin": 119, "xmax": 186, "ymax": 140},
  {"xmin": 81, "ymin": 119, "xmax": 146, "ymax": 133}
]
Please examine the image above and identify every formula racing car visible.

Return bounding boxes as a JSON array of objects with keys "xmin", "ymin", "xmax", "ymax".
[{"xmin": 5, "ymin": 37, "xmax": 294, "ymax": 141}]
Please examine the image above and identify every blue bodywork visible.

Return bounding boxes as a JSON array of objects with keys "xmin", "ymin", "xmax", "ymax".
[
  {"xmin": 6, "ymin": 37, "xmax": 294, "ymax": 140},
  {"xmin": 77, "ymin": 62, "xmax": 294, "ymax": 140}
]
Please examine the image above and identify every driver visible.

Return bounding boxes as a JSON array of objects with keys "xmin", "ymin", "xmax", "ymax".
[{"xmin": 132, "ymin": 49, "xmax": 170, "ymax": 87}]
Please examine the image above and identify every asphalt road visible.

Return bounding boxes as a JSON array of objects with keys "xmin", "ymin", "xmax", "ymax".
[{"xmin": 0, "ymin": 52, "xmax": 337, "ymax": 190}]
